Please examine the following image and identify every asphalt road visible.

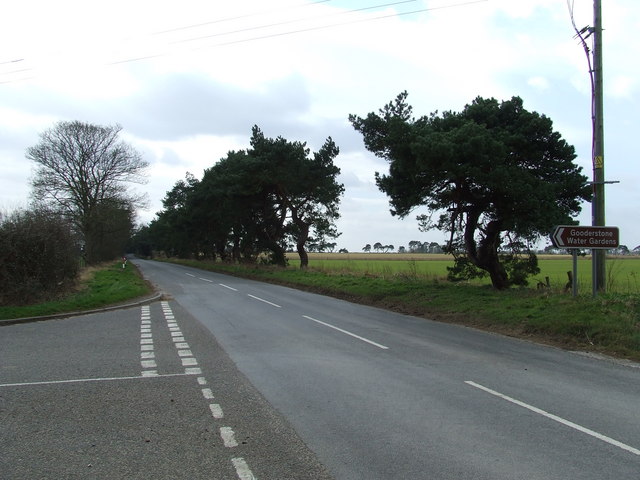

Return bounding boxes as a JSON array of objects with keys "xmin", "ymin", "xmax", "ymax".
[
  {"xmin": 0, "ymin": 294, "xmax": 333, "ymax": 479},
  {"xmin": 131, "ymin": 259, "xmax": 640, "ymax": 480}
]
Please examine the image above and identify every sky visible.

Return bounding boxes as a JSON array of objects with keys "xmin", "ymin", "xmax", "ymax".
[{"xmin": 1, "ymin": 0, "xmax": 638, "ymax": 252}]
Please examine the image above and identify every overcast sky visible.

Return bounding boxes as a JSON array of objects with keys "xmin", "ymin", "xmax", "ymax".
[{"xmin": 1, "ymin": 0, "xmax": 638, "ymax": 252}]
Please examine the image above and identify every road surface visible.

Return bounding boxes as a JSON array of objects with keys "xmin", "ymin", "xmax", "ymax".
[
  {"xmin": 0, "ymin": 293, "xmax": 332, "ymax": 479},
  {"xmin": 132, "ymin": 259, "xmax": 640, "ymax": 479}
]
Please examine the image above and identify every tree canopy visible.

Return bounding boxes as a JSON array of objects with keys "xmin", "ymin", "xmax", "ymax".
[
  {"xmin": 149, "ymin": 126, "xmax": 344, "ymax": 267},
  {"xmin": 27, "ymin": 121, "xmax": 147, "ymax": 263},
  {"xmin": 350, "ymin": 92, "xmax": 591, "ymax": 289}
]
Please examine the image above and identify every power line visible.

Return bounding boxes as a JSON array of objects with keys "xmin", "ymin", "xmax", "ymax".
[
  {"xmin": 110, "ymin": 0, "xmax": 487, "ymax": 66},
  {"xmin": 0, "ymin": 0, "xmax": 334, "ymax": 72},
  {"xmin": 1, "ymin": 0, "xmax": 487, "ymax": 82},
  {"xmin": 169, "ymin": 0, "xmax": 420, "ymax": 46},
  {"xmin": 153, "ymin": 0, "xmax": 335, "ymax": 35}
]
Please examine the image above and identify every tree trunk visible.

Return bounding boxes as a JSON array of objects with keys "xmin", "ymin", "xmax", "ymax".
[
  {"xmin": 297, "ymin": 242, "xmax": 309, "ymax": 269},
  {"xmin": 290, "ymin": 206, "xmax": 311, "ymax": 269},
  {"xmin": 232, "ymin": 235, "xmax": 241, "ymax": 263},
  {"xmin": 296, "ymin": 222, "xmax": 311, "ymax": 269},
  {"xmin": 464, "ymin": 212, "xmax": 510, "ymax": 289},
  {"xmin": 477, "ymin": 221, "xmax": 509, "ymax": 289},
  {"xmin": 483, "ymin": 255, "xmax": 510, "ymax": 290},
  {"xmin": 270, "ymin": 243, "xmax": 287, "ymax": 267}
]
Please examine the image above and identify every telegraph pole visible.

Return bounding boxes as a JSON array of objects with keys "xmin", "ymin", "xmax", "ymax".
[{"xmin": 592, "ymin": 0, "xmax": 606, "ymax": 293}]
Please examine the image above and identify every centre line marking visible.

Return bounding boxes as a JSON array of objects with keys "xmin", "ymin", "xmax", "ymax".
[
  {"xmin": 219, "ymin": 283, "xmax": 238, "ymax": 291},
  {"xmin": 247, "ymin": 294, "xmax": 281, "ymax": 308},
  {"xmin": 185, "ymin": 273, "xmax": 196, "ymax": 277},
  {"xmin": 199, "ymin": 277, "xmax": 214, "ymax": 283},
  {"xmin": 302, "ymin": 315, "xmax": 389, "ymax": 350},
  {"xmin": 465, "ymin": 381, "xmax": 640, "ymax": 456}
]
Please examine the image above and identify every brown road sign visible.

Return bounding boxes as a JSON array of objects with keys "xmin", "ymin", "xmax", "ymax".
[{"xmin": 551, "ymin": 225, "xmax": 619, "ymax": 249}]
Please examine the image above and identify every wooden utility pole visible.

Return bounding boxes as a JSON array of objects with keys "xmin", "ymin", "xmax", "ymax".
[{"xmin": 592, "ymin": 0, "xmax": 606, "ymax": 294}]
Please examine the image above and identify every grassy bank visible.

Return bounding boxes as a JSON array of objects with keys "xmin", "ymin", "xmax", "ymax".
[
  {"xmin": 0, "ymin": 262, "xmax": 152, "ymax": 320},
  {"xmin": 166, "ymin": 257, "xmax": 640, "ymax": 361}
]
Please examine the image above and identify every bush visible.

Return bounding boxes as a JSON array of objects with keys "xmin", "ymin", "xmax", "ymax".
[{"xmin": 0, "ymin": 208, "xmax": 79, "ymax": 305}]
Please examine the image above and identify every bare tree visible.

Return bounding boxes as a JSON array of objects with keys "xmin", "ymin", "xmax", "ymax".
[{"xmin": 27, "ymin": 121, "xmax": 148, "ymax": 263}]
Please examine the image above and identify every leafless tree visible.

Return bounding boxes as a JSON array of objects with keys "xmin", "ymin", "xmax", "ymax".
[{"xmin": 27, "ymin": 121, "xmax": 148, "ymax": 263}]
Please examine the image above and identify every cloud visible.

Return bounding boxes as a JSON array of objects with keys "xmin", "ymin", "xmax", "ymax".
[
  {"xmin": 527, "ymin": 76, "xmax": 550, "ymax": 90},
  {"xmin": 608, "ymin": 75, "xmax": 636, "ymax": 98},
  {"xmin": 122, "ymin": 72, "xmax": 312, "ymax": 141},
  {"xmin": 2, "ymin": 0, "xmax": 639, "ymax": 251}
]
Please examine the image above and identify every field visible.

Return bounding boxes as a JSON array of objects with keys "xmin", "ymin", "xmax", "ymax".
[{"xmin": 294, "ymin": 253, "xmax": 640, "ymax": 293}]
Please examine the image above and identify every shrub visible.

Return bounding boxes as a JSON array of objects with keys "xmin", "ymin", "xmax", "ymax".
[{"xmin": 0, "ymin": 208, "xmax": 79, "ymax": 305}]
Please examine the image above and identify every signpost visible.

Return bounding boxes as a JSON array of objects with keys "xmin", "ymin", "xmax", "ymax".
[
  {"xmin": 551, "ymin": 225, "xmax": 619, "ymax": 297},
  {"xmin": 551, "ymin": 226, "xmax": 619, "ymax": 250}
]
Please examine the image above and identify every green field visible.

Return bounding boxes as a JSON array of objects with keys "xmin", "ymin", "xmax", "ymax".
[{"xmin": 295, "ymin": 253, "xmax": 640, "ymax": 294}]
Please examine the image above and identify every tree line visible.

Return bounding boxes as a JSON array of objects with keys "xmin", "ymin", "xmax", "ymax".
[
  {"xmin": 1, "ymin": 121, "xmax": 146, "ymax": 305},
  {"xmin": 139, "ymin": 93, "xmax": 590, "ymax": 288},
  {"xmin": 362, "ymin": 241, "xmax": 444, "ymax": 254},
  {"xmin": 134, "ymin": 126, "xmax": 344, "ymax": 268},
  {"xmin": 5, "ymin": 89, "xmax": 594, "ymax": 304}
]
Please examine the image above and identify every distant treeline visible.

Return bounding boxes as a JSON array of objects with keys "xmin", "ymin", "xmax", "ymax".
[{"xmin": 362, "ymin": 242, "xmax": 444, "ymax": 254}]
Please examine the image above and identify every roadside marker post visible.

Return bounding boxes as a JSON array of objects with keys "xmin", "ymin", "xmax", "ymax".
[{"xmin": 571, "ymin": 249, "xmax": 578, "ymax": 298}]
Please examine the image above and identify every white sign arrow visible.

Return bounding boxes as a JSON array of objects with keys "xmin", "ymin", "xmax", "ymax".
[{"xmin": 553, "ymin": 226, "xmax": 566, "ymax": 247}]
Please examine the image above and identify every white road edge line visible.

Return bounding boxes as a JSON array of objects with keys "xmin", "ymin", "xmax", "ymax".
[
  {"xmin": 0, "ymin": 373, "xmax": 192, "ymax": 388},
  {"xmin": 302, "ymin": 315, "xmax": 389, "ymax": 350},
  {"xmin": 465, "ymin": 381, "xmax": 640, "ymax": 456},
  {"xmin": 231, "ymin": 457, "xmax": 256, "ymax": 480},
  {"xmin": 219, "ymin": 283, "xmax": 238, "ymax": 291},
  {"xmin": 247, "ymin": 294, "xmax": 281, "ymax": 308}
]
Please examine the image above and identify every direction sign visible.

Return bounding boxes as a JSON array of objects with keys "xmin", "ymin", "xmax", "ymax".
[{"xmin": 551, "ymin": 225, "xmax": 619, "ymax": 249}]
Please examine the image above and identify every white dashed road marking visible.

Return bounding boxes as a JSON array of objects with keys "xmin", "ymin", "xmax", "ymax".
[
  {"xmin": 247, "ymin": 294, "xmax": 281, "ymax": 308},
  {"xmin": 302, "ymin": 315, "xmax": 389, "ymax": 350},
  {"xmin": 232, "ymin": 457, "xmax": 257, "ymax": 480},
  {"xmin": 465, "ymin": 381, "xmax": 640, "ymax": 457},
  {"xmin": 159, "ymin": 301, "xmax": 257, "ymax": 479},
  {"xmin": 140, "ymin": 305, "xmax": 157, "ymax": 376},
  {"xmin": 221, "ymin": 427, "xmax": 239, "ymax": 447},
  {"xmin": 209, "ymin": 403, "xmax": 224, "ymax": 419},
  {"xmin": 202, "ymin": 388, "xmax": 214, "ymax": 399}
]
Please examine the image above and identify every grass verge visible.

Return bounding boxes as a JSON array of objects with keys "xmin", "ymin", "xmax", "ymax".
[
  {"xmin": 165, "ymin": 258, "xmax": 640, "ymax": 361},
  {"xmin": 0, "ymin": 262, "xmax": 152, "ymax": 320}
]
